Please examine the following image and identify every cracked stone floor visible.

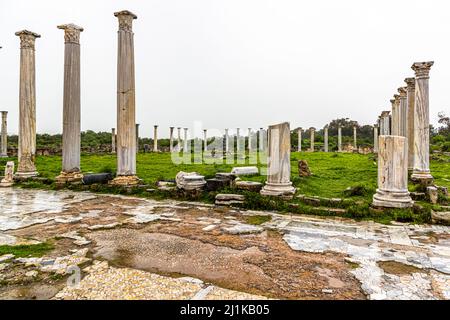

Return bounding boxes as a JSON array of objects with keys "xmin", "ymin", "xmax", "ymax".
[{"xmin": 0, "ymin": 188, "xmax": 449, "ymax": 300}]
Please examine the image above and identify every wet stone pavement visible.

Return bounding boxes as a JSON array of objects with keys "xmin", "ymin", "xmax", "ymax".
[{"xmin": 0, "ymin": 188, "xmax": 449, "ymax": 300}]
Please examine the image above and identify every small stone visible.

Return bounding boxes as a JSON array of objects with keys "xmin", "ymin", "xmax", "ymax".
[
  {"xmin": 235, "ymin": 181, "xmax": 263, "ymax": 192},
  {"xmin": 25, "ymin": 270, "xmax": 38, "ymax": 278},
  {"xmin": 298, "ymin": 160, "xmax": 311, "ymax": 177},
  {"xmin": 321, "ymin": 289, "xmax": 333, "ymax": 294},
  {"xmin": 0, "ymin": 254, "xmax": 15, "ymax": 263}
]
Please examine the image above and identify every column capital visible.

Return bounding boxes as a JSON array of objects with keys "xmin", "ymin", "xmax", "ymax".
[
  {"xmin": 381, "ymin": 111, "xmax": 390, "ymax": 117},
  {"xmin": 170, "ymin": 126, "xmax": 174, "ymax": 129},
  {"xmin": 15, "ymin": 30, "xmax": 41, "ymax": 49},
  {"xmin": 309, "ymin": 127, "xmax": 315, "ymax": 131},
  {"xmin": 374, "ymin": 123, "xmax": 379, "ymax": 128},
  {"xmin": 114, "ymin": 10, "xmax": 137, "ymax": 32},
  {"xmin": 57, "ymin": 24, "xmax": 83, "ymax": 44},
  {"xmin": 323, "ymin": 125, "xmax": 328, "ymax": 129},
  {"xmin": 411, "ymin": 61, "xmax": 434, "ymax": 79},
  {"xmin": 404, "ymin": 77, "xmax": 415, "ymax": 90},
  {"xmin": 154, "ymin": 125, "xmax": 158, "ymax": 128},
  {"xmin": 393, "ymin": 95, "xmax": 400, "ymax": 104},
  {"xmin": 0, "ymin": 111, "xmax": 8, "ymax": 115},
  {"xmin": 397, "ymin": 87, "xmax": 407, "ymax": 98}
]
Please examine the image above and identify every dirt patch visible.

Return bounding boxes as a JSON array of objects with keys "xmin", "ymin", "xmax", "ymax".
[{"xmin": 378, "ymin": 261, "xmax": 424, "ymax": 275}]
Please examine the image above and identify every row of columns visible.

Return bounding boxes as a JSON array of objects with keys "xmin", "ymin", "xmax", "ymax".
[{"xmin": 296, "ymin": 125, "xmax": 358, "ymax": 152}]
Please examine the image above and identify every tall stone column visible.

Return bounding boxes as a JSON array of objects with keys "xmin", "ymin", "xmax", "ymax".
[
  {"xmin": 111, "ymin": 10, "xmax": 139, "ymax": 186},
  {"xmin": 169, "ymin": 127, "xmax": 174, "ymax": 152},
  {"xmin": 183, "ymin": 128, "xmax": 188, "ymax": 152},
  {"xmin": 398, "ymin": 88, "xmax": 408, "ymax": 138},
  {"xmin": 111, "ymin": 128, "xmax": 116, "ymax": 153},
  {"xmin": 378, "ymin": 115, "xmax": 383, "ymax": 136},
  {"xmin": 405, "ymin": 77, "xmax": 415, "ymax": 171},
  {"xmin": 153, "ymin": 125, "xmax": 158, "ymax": 152},
  {"xmin": 236, "ymin": 128, "xmax": 241, "ymax": 153},
  {"xmin": 247, "ymin": 128, "xmax": 252, "ymax": 151},
  {"xmin": 353, "ymin": 126, "xmax": 357, "ymax": 149},
  {"xmin": 297, "ymin": 128, "xmax": 302, "ymax": 152},
  {"xmin": 260, "ymin": 122, "xmax": 295, "ymax": 197},
  {"xmin": 177, "ymin": 127, "xmax": 181, "ymax": 151},
  {"xmin": 15, "ymin": 30, "xmax": 40, "ymax": 178},
  {"xmin": 56, "ymin": 24, "xmax": 84, "ymax": 184},
  {"xmin": 203, "ymin": 129, "xmax": 207, "ymax": 152},
  {"xmin": 309, "ymin": 127, "xmax": 315, "ymax": 152},
  {"xmin": 135, "ymin": 123, "xmax": 140, "ymax": 153},
  {"xmin": 391, "ymin": 96, "xmax": 400, "ymax": 135},
  {"xmin": 411, "ymin": 61, "xmax": 434, "ymax": 183},
  {"xmin": 337, "ymin": 125, "xmax": 342, "ymax": 152},
  {"xmin": 381, "ymin": 111, "xmax": 391, "ymax": 135},
  {"xmin": 372, "ymin": 136, "xmax": 413, "ymax": 208},
  {"xmin": 323, "ymin": 125, "xmax": 328, "ymax": 152},
  {"xmin": 0, "ymin": 111, "xmax": 8, "ymax": 157},
  {"xmin": 224, "ymin": 128, "xmax": 229, "ymax": 153},
  {"xmin": 373, "ymin": 124, "xmax": 379, "ymax": 153}
]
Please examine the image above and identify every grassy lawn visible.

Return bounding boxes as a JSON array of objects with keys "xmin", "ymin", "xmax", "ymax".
[{"xmin": 1, "ymin": 151, "xmax": 448, "ymax": 202}]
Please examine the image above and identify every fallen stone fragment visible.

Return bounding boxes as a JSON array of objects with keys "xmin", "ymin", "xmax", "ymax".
[
  {"xmin": 88, "ymin": 222, "xmax": 121, "ymax": 230},
  {"xmin": 298, "ymin": 160, "xmax": 311, "ymax": 177},
  {"xmin": 222, "ymin": 223, "xmax": 264, "ymax": 235},
  {"xmin": 0, "ymin": 254, "xmax": 14, "ymax": 263},
  {"xmin": 427, "ymin": 186, "xmax": 438, "ymax": 204},
  {"xmin": 231, "ymin": 166, "xmax": 259, "ymax": 176},
  {"xmin": 431, "ymin": 211, "xmax": 450, "ymax": 225},
  {"xmin": 215, "ymin": 193, "xmax": 245, "ymax": 206},
  {"xmin": 235, "ymin": 180, "xmax": 263, "ymax": 192}
]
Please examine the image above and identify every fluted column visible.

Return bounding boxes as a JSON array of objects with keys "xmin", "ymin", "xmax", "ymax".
[
  {"xmin": 15, "ymin": 30, "xmax": 40, "ymax": 178},
  {"xmin": 297, "ymin": 128, "xmax": 302, "ymax": 152},
  {"xmin": 203, "ymin": 129, "xmax": 207, "ymax": 152},
  {"xmin": 353, "ymin": 126, "xmax": 357, "ymax": 149},
  {"xmin": 323, "ymin": 125, "xmax": 328, "ymax": 152},
  {"xmin": 372, "ymin": 135, "xmax": 412, "ymax": 208},
  {"xmin": 111, "ymin": 128, "xmax": 116, "ymax": 153},
  {"xmin": 177, "ymin": 127, "xmax": 181, "ymax": 151},
  {"xmin": 411, "ymin": 61, "xmax": 434, "ymax": 183},
  {"xmin": 309, "ymin": 127, "xmax": 315, "ymax": 152},
  {"xmin": 398, "ymin": 88, "xmax": 408, "ymax": 138},
  {"xmin": 0, "ymin": 111, "xmax": 8, "ymax": 157},
  {"xmin": 224, "ymin": 128, "xmax": 229, "ymax": 153},
  {"xmin": 373, "ymin": 124, "xmax": 379, "ymax": 153},
  {"xmin": 236, "ymin": 128, "xmax": 241, "ymax": 153},
  {"xmin": 261, "ymin": 122, "xmax": 295, "ymax": 197},
  {"xmin": 405, "ymin": 77, "xmax": 416, "ymax": 171},
  {"xmin": 247, "ymin": 128, "xmax": 252, "ymax": 151},
  {"xmin": 135, "ymin": 123, "xmax": 140, "ymax": 153},
  {"xmin": 391, "ymin": 95, "xmax": 400, "ymax": 135},
  {"xmin": 337, "ymin": 125, "xmax": 342, "ymax": 152},
  {"xmin": 169, "ymin": 127, "xmax": 174, "ymax": 152},
  {"xmin": 56, "ymin": 24, "xmax": 84, "ymax": 183},
  {"xmin": 183, "ymin": 128, "xmax": 188, "ymax": 152},
  {"xmin": 111, "ymin": 10, "xmax": 139, "ymax": 186},
  {"xmin": 381, "ymin": 111, "xmax": 391, "ymax": 135}
]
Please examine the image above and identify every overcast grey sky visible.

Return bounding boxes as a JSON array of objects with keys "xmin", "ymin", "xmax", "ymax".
[{"xmin": 0, "ymin": 0, "xmax": 449, "ymax": 138}]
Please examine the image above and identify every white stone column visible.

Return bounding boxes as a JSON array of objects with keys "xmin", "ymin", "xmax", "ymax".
[
  {"xmin": 411, "ymin": 61, "xmax": 434, "ymax": 183},
  {"xmin": 183, "ymin": 128, "xmax": 188, "ymax": 152},
  {"xmin": 236, "ymin": 128, "xmax": 241, "ymax": 153},
  {"xmin": 405, "ymin": 78, "xmax": 415, "ymax": 171},
  {"xmin": 15, "ymin": 30, "xmax": 40, "ymax": 178},
  {"xmin": 135, "ymin": 123, "xmax": 140, "ymax": 153},
  {"xmin": 353, "ymin": 126, "xmax": 357, "ymax": 149},
  {"xmin": 203, "ymin": 129, "xmax": 207, "ymax": 152},
  {"xmin": 297, "ymin": 128, "xmax": 302, "ymax": 152},
  {"xmin": 309, "ymin": 127, "xmax": 315, "ymax": 152},
  {"xmin": 323, "ymin": 125, "xmax": 328, "ymax": 152},
  {"xmin": 153, "ymin": 125, "xmax": 158, "ymax": 152},
  {"xmin": 0, "ymin": 111, "xmax": 8, "ymax": 157},
  {"xmin": 381, "ymin": 111, "xmax": 391, "ymax": 135},
  {"xmin": 56, "ymin": 24, "xmax": 84, "ymax": 183},
  {"xmin": 373, "ymin": 124, "xmax": 379, "ymax": 153},
  {"xmin": 169, "ymin": 127, "xmax": 174, "ymax": 152},
  {"xmin": 247, "ymin": 128, "xmax": 252, "ymax": 151},
  {"xmin": 224, "ymin": 128, "xmax": 229, "ymax": 153},
  {"xmin": 372, "ymin": 135, "xmax": 413, "ymax": 208},
  {"xmin": 397, "ymin": 87, "xmax": 408, "ymax": 138},
  {"xmin": 111, "ymin": 128, "xmax": 116, "ymax": 153},
  {"xmin": 337, "ymin": 125, "xmax": 342, "ymax": 152},
  {"xmin": 260, "ymin": 122, "xmax": 295, "ymax": 197},
  {"xmin": 391, "ymin": 96, "xmax": 400, "ymax": 136},
  {"xmin": 111, "ymin": 10, "xmax": 139, "ymax": 186},
  {"xmin": 177, "ymin": 127, "xmax": 181, "ymax": 151}
]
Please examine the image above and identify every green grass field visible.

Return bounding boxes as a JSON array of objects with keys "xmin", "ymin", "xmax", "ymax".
[{"xmin": 1, "ymin": 151, "xmax": 449, "ymax": 202}]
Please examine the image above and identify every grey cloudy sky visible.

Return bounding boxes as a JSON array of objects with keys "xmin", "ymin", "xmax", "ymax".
[{"xmin": 0, "ymin": 0, "xmax": 449, "ymax": 138}]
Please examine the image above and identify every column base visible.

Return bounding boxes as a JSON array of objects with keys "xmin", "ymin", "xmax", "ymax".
[
  {"xmin": 372, "ymin": 188, "xmax": 413, "ymax": 208},
  {"xmin": 55, "ymin": 171, "xmax": 84, "ymax": 185},
  {"xmin": 14, "ymin": 171, "xmax": 39, "ymax": 179},
  {"xmin": 260, "ymin": 182, "xmax": 296, "ymax": 199},
  {"xmin": 411, "ymin": 171, "xmax": 434, "ymax": 185},
  {"xmin": 109, "ymin": 175, "xmax": 141, "ymax": 186},
  {"xmin": 0, "ymin": 181, "xmax": 13, "ymax": 187}
]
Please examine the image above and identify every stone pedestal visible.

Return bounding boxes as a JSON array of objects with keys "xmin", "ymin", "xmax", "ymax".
[
  {"xmin": 337, "ymin": 126, "xmax": 342, "ymax": 152},
  {"xmin": 0, "ymin": 161, "xmax": 14, "ymax": 187},
  {"xmin": 260, "ymin": 122, "xmax": 295, "ymax": 197},
  {"xmin": 110, "ymin": 10, "xmax": 139, "ymax": 186},
  {"xmin": 411, "ymin": 61, "xmax": 434, "ymax": 183},
  {"xmin": 309, "ymin": 127, "xmax": 315, "ymax": 152},
  {"xmin": 373, "ymin": 124, "xmax": 379, "ymax": 153},
  {"xmin": 111, "ymin": 128, "xmax": 116, "ymax": 153},
  {"xmin": 323, "ymin": 125, "xmax": 328, "ymax": 152},
  {"xmin": 169, "ymin": 127, "xmax": 174, "ymax": 152},
  {"xmin": 15, "ymin": 30, "xmax": 40, "ymax": 178},
  {"xmin": 405, "ymin": 78, "xmax": 415, "ymax": 171},
  {"xmin": 372, "ymin": 135, "xmax": 413, "ymax": 208},
  {"xmin": 0, "ymin": 111, "xmax": 8, "ymax": 157},
  {"xmin": 55, "ymin": 24, "xmax": 84, "ymax": 185},
  {"xmin": 153, "ymin": 125, "xmax": 158, "ymax": 152},
  {"xmin": 297, "ymin": 128, "xmax": 302, "ymax": 152}
]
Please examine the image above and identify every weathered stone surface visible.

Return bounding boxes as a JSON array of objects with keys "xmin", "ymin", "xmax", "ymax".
[
  {"xmin": 235, "ymin": 180, "xmax": 263, "ymax": 192},
  {"xmin": 205, "ymin": 178, "xmax": 228, "ymax": 191},
  {"xmin": 410, "ymin": 192, "xmax": 426, "ymax": 201},
  {"xmin": 298, "ymin": 160, "xmax": 311, "ymax": 177},
  {"xmin": 231, "ymin": 166, "xmax": 259, "ymax": 176},
  {"xmin": 427, "ymin": 186, "xmax": 438, "ymax": 204},
  {"xmin": 175, "ymin": 171, "xmax": 206, "ymax": 191},
  {"xmin": 373, "ymin": 136, "xmax": 413, "ymax": 208},
  {"xmin": 431, "ymin": 211, "xmax": 450, "ymax": 225},
  {"xmin": 215, "ymin": 194, "xmax": 245, "ymax": 206},
  {"xmin": 261, "ymin": 122, "xmax": 295, "ymax": 197},
  {"xmin": 222, "ymin": 223, "xmax": 263, "ymax": 235},
  {"xmin": 0, "ymin": 161, "xmax": 14, "ymax": 187},
  {"xmin": 0, "ymin": 111, "xmax": 8, "ymax": 157}
]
